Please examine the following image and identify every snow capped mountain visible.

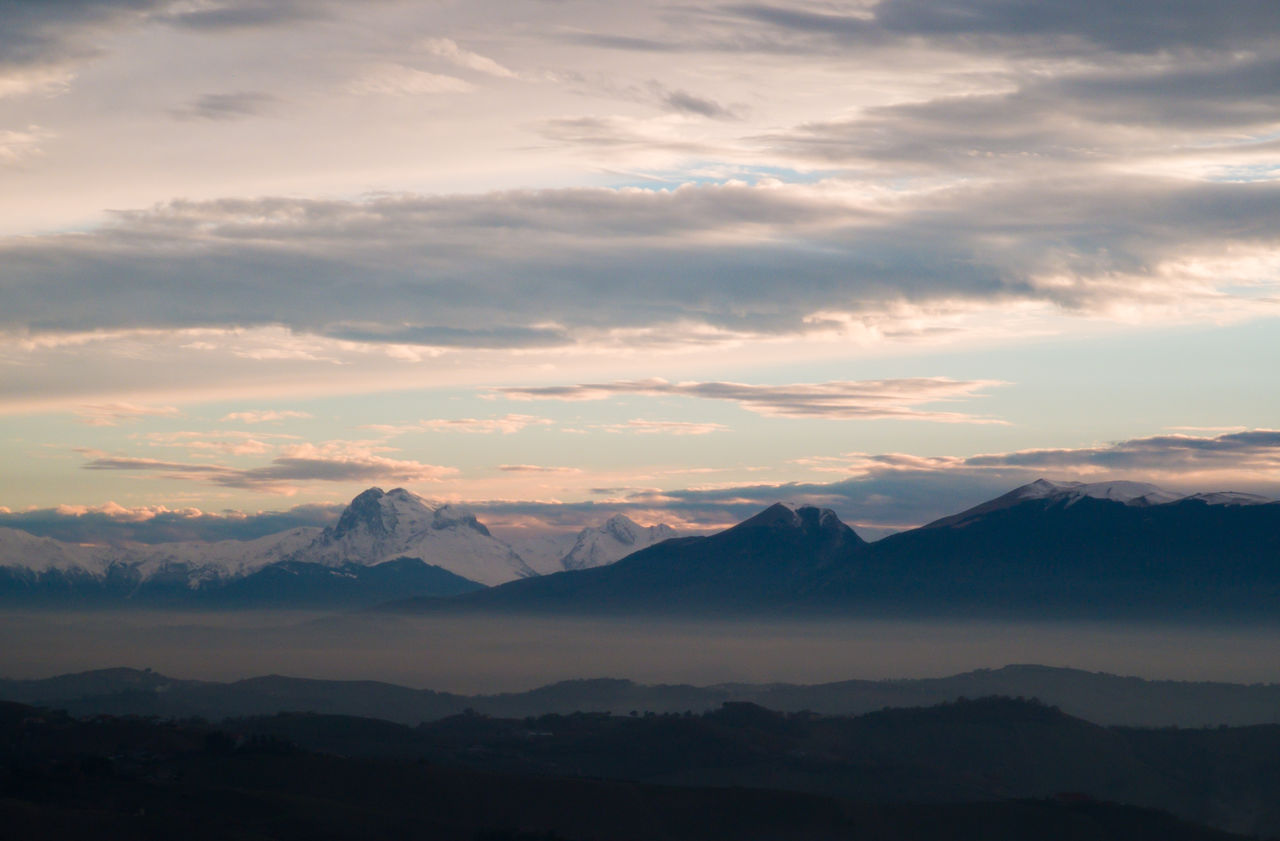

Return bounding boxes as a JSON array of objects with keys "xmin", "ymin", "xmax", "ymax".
[
  {"xmin": 1181, "ymin": 491, "xmax": 1273, "ymax": 506},
  {"xmin": 507, "ymin": 533, "xmax": 579, "ymax": 576},
  {"xmin": 1008, "ymin": 479, "xmax": 1181, "ymax": 506},
  {"xmin": 928, "ymin": 478, "xmax": 1272, "ymax": 529},
  {"xmin": 560, "ymin": 514, "xmax": 679, "ymax": 571},
  {"xmin": 0, "ymin": 488, "xmax": 683, "ymax": 597},
  {"xmin": 302, "ymin": 487, "xmax": 535, "ymax": 586},
  {"xmin": 0, "ymin": 527, "xmax": 98, "ymax": 574}
]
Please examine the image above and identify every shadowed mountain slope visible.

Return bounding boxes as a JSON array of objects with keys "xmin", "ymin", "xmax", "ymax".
[
  {"xmin": 382, "ymin": 481, "xmax": 1280, "ymax": 620},
  {"xmin": 387, "ymin": 502, "xmax": 866, "ymax": 615}
]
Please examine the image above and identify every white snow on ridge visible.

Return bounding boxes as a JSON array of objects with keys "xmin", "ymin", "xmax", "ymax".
[
  {"xmin": 561, "ymin": 514, "xmax": 679, "ymax": 571},
  {"xmin": 927, "ymin": 478, "xmax": 1275, "ymax": 529},
  {"xmin": 301, "ymin": 487, "xmax": 536, "ymax": 586},
  {"xmin": 0, "ymin": 488, "xmax": 683, "ymax": 587},
  {"xmin": 507, "ymin": 532, "xmax": 579, "ymax": 576},
  {"xmin": 1182, "ymin": 491, "xmax": 1274, "ymax": 506},
  {"xmin": 1007, "ymin": 479, "xmax": 1181, "ymax": 506},
  {"xmin": 0, "ymin": 527, "xmax": 99, "ymax": 575}
]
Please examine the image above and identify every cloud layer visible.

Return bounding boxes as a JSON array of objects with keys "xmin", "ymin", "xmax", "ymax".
[{"xmin": 498, "ymin": 377, "xmax": 1006, "ymax": 422}]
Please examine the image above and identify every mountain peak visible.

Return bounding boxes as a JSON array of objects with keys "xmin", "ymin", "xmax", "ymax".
[
  {"xmin": 333, "ymin": 487, "xmax": 390, "ymax": 538},
  {"xmin": 929, "ymin": 478, "xmax": 1207, "ymax": 529},
  {"xmin": 558, "ymin": 514, "xmax": 681, "ymax": 571},
  {"xmin": 733, "ymin": 503, "xmax": 860, "ymax": 545}
]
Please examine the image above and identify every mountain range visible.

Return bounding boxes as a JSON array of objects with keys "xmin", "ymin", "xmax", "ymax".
[
  {"xmin": 0, "ymin": 487, "xmax": 678, "ymax": 608},
  {"xmin": 384, "ymin": 479, "xmax": 1280, "ymax": 620},
  {"xmin": 5, "ymin": 663, "xmax": 1279, "ymax": 728},
  {"xmin": 3, "ymin": 478, "xmax": 1278, "ymax": 617}
]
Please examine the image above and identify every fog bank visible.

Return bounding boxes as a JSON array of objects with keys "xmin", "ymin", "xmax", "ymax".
[{"xmin": 3, "ymin": 611, "xmax": 1278, "ymax": 693}]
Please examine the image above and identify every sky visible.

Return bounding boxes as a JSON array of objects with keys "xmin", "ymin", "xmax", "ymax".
[{"xmin": 2, "ymin": 0, "xmax": 1279, "ymax": 542}]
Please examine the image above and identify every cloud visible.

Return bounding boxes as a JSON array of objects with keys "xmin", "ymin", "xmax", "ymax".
[
  {"xmin": 0, "ymin": 500, "xmax": 342, "ymax": 544},
  {"xmin": 658, "ymin": 87, "xmax": 738, "ymax": 120},
  {"xmin": 221, "ymin": 409, "xmax": 312, "ymax": 423},
  {"xmin": 79, "ymin": 441, "xmax": 456, "ymax": 493},
  {"xmin": 5, "ymin": 175, "xmax": 1278, "ymax": 357},
  {"xmin": 0, "ymin": 125, "xmax": 51, "ymax": 164},
  {"xmin": 144, "ymin": 430, "xmax": 288, "ymax": 456},
  {"xmin": 632, "ymin": 428, "xmax": 1280, "ymax": 530},
  {"xmin": 162, "ymin": 0, "xmax": 334, "ymax": 31},
  {"xmin": 366, "ymin": 414, "xmax": 554, "ymax": 436},
  {"xmin": 76, "ymin": 402, "xmax": 181, "ymax": 426},
  {"xmin": 0, "ymin": 0, "xmax": 355, "ymax": 99},
  {"xmin": 723, "ymin": 0, "xmax": 1280, "ymax": 54},
  {"xmin": 170, "ymin": 91, "xmax": 279, "ymax": 121},
  {"xmin": 24, "ymin": 428, "xmax": 1280, "ymax": 543},
  {"xmin": 960, "ymin": 430, "xmax": 1280, "ymax": 474},
  {"xmin": 344, "ymin": 63, "xmax": 473, "ymax": 96},
  {"xmin": 598, "ymin": 420, "xmax": 729, "ymax": 435},
  {"xmin": 420, "ymin": 38, "xmax": 517, "ymax": 79},
  {"xmin": 497, "ymin": 377, "xmax": 1007, "ymax": 422}
]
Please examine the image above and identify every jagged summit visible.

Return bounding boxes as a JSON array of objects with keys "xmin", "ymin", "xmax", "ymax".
[
  {"xmin": 560, "ymin": 513, "xmax": 679, "ymax": 571},
  {"xmin": 734, "ymin": 502, "xmax": 850, "ymax": 538},
  {"xmin": 333, "ymin": 487, "xmax": 394, "ymax": 538},
  {"xmin": 311, "ymin": 488, "xmax": 532, "ymax": 585}
]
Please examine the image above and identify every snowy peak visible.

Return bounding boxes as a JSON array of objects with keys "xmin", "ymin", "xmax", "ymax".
[
  {"xmin": 333, "ymin": 487, "xmax": 394, "ymax": 538},
  {"xmin": 930, "ymin": 478, "xmax": 1274, "ymax": 529},
  {"xmin": 307, "ymin": 488, "xmax": 532, "ymax": 585},
  {"xmin": 560, "ymin": 514, "xmax": 680, "ymax": 571}
]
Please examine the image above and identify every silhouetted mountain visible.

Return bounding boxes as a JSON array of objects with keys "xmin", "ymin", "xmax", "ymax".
[
  {"xmin": 382, "ymin": 482, "xmax": 1280, "ymax": 620},
  {"xmin": 8, "ymin": 664, "xmax": 1280, "ymax": 729},
  {"xmin": 387, "ymin": 502, "xmax": 867, "ymax": 614},
  {"xmin": 818, "ymin": 483, "xmax": 1280, "ymax": 618}
]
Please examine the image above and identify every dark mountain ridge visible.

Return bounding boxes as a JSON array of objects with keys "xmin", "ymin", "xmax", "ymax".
[
  {"xmin": 7, "ymin": 663, "xmax": 1280, "ymax": 728},
  {"xmin": 391, "ymin": 502, "xmax": 866, "ymax": 614},
  {"xmin": 384, "ymin": 481, "xmax": 1280, "ymax": 620}
]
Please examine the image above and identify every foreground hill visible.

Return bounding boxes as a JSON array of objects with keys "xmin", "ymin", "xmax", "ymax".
[
  {"xmin": 384, "ymin": 480, "xmax": 1280, "ymax": 620},
  {"xmin": 6, "ymin": 663, "xmax": 1280, "ymax": 728},
  {"xmin": 0, "ymin": 700, "xmax": 1251, "ymax": 841},
  {"xmin": 234, "ymin": 697, "xmax": 1280, "ymax": 837}
]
